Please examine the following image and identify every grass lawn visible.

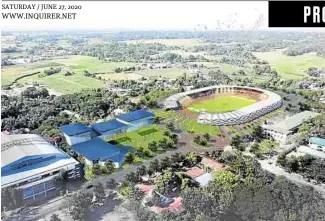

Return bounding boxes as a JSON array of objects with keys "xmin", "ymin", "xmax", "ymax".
[
  {"xmin": 125, "ymin": 38, "xmax": 204, "ymax": 48},
  {"xmin": 187, "ymin": 95, "xmax": 256, "ymax": 113},
  {"xmin": 141, "ymin": 67, "xmax": 188, "ymax": 78},
  {"xmin": 108, "ymin": 124, "xmax": 172, "ymax": 157},
  {"xmin": 156, "ymin": 110, "xmax": 221, "ymax": 137},
  {"xmin": 2, "ymin": 56, "xmax": 136, "ymax": 94},
  {"xmin": 254, "ymin": 51, "xmax": 325, "ymax": 79}
]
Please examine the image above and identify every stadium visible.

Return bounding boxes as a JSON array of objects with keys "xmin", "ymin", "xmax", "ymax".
[{"xmin": 163, "ymin": 85, "xmax": 282, "ymax": 126}]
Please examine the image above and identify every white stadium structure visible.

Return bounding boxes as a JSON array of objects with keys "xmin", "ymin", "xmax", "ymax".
[{"xmin": 163, "ymin": 85, "xmax": 282, "ymax": 126}]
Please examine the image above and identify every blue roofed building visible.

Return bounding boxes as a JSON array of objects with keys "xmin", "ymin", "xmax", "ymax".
[
  {"xmin": 72, "ymin": 137, "xmax": 130, "ymax": 168},
  {"xmin": 116, "ymin": 109, "xmax": 155, "ymax": 132},
  {"xmin": 1, "ymin": 134, "xmax": 79, "ymax": 201},
  {"xmin": 92, "ymin": 119, "xmax": 127, "ymax": 140},
  {"xmin": 59, "ymin": 122, "xmax": 92, "ymax": 146},
  {"xmin": 309, "ymin": 137, "xmax": 325, "ymax": 152}
]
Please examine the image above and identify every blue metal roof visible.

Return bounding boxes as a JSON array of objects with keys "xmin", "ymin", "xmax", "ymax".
[
  {"xmin": 116, "ymin": 109, "xmax": 154, "ymax": 122},
  {"xmin": 59, "ymin": 123, "xmax": 91, "ymax": 136},
  {"xmin": 92, "ymin": 119, "xmax": 127, "ymax": 134},
  {"xmin": 72, "ymin": 138, "xmax": 128, "ymax": 162},
  {"xmin": 310, "ymin": 137, "xmax": 325, "ymax": 147}
]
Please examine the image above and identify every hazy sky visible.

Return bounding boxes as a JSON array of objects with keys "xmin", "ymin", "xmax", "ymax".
[{"xmin": 2, "ymin": 1, "xmax": 269, "ymax": 31}]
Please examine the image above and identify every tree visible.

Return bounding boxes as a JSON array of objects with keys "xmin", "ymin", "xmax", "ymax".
[
  {"xmin": 135, "ymin": 147, "xmax": 146, "ymax": 158},
  {"xmin": 66, "ymin": 192, "xmax": 92, "ymax": 221},
  {"xmin": 94, "ymin": 183, "xmax": 106, "ymax": 203},
  {"xmin": 158, "ymin": 138, "xmax": 168, "ymax": 150},
  {"xmin": 84, "ymin": 165, "xmax": 96, "ymax": 181},
  {"xmin": 124, "ymin": 152, "xmax": 134, "ymax": 164},
  {"xmin": 129, "ymin": 187, "xmax": 145, "ymax": 202},
  {"xmin": 160, "ymin": 156, "xmax": 171, "ymax": 170},
  {"xmin": 153, "ymin": 116, "xmax": 161, "ymax": 124},
  {"xmin": 250, "ymin": 142, "xmax": 260, "ymax": 154},
  {"xmin": 277, "ymin": 152, "xmax": 287, "ymax": 167},
  {"xmin": 50, "ymin": 214, "xmax": 62, "ymax": 221},
  {"xmin": 251, "ymin": 125, "xmax": 263, "ymax": 141},
  {"xmin": 186, "ymin": 152, "xmax": 199, "ymax": 167},
  {"xmin": 194, "ymin": 135, "xmax": 201, "ymax": 144},
  {"xmin": 231, "ymin": 134, "xmax": 244, "ymax": 151},
  {"xmin": 287, "ymin": 155, "xmax": 299, "ymax": 172},
  {"xmin": 148, "ymin": 141, "xmax": 158, "ymax": 152},
  {"xmin": 106, "ymin": 179, "xmax": 118, "ymax": 190},
  {"xmin": 155, "ymin": 171, "xmax": 182, "ymax": 195},
  {"xmin": 213, "ymin": 170, "xmax": 240, "ymax": 191},
  {"xmin": 103, "ymin": 160, "xmax": 115, "ymax": 174},
  {"xmin": 171, "ymin": 134, "xmax": 178, "ymax": 144},
  {"xmin": 203, "ymin": 133, "xmax": 210, "ymax": 142},
  {"xmin": 166, "ymin": 122, "xmax": 175, "ymax": 131},
  {"xmin": 137, "ymin": 165, "xmax": 147, "ymax": 177},
  {"xmin": 171, "ymin": 152, "xmax": 185, "ymax": 164},
  {"xmin": 163, "ymin": 130, "xmax": 171, "ymax": 137},
  {"xmin": 125, "ymin": 172, "xmax": 139, "ymax": 184},
  {"xmin": 149, "ymin": 159, "xmax": 161, "ymax": 172}
]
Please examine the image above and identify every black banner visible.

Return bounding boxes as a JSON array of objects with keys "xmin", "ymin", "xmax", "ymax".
[{"xmin": 269, "ymin": 1, "xmax": 325, "ymax": 28}]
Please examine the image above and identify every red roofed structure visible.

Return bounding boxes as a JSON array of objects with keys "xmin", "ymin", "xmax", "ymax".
[
  {"xmin": 185, "ymin": 167, "xmax": 205, "ymax": 179},
  {"xmin": 136, "ymin": 183, "xmax": 156, "ymax": 195},
  {"xmin": 201, "ymin": 157, "xmax": 229, "ymax": 170}
]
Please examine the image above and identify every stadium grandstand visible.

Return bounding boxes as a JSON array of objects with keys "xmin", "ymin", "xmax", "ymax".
[
  {"xmin": 163, "ymin": 85, "xmax": 282, "ymax": 126},
  {"xmin": 1, "ymin": 133, "xmax": 79, "ymax": 201}
]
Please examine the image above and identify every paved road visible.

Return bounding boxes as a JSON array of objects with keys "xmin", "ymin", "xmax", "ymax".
[{"xmin": 259, "ymin": 156, "xmax": 325, "ymax": 197}]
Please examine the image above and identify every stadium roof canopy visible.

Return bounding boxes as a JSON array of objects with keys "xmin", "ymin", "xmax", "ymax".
[
  {"xmin": 266, "ymin": 111, "xmax": 320, "ymax": 134},
  {"xmin": 116, "ymin": 109, "xmax": 154, "ymax": 122},
  {"xmin": 310, "ymin": 137, "xmax": 325, "ymax": 146},
  {"xmin": 92, "ymin": 119, "xmax": 127, "ymax": 135},
  {"xmin": 59, "ymin": 122, "xmax": 92, "ymax": 136},
  {"xmin": 71, "ymin": 137, "xmax": 129, "ymax": 162},
  {"xmin": 1, "ymin": 134, "xmax": 78, "ymax": 188}
]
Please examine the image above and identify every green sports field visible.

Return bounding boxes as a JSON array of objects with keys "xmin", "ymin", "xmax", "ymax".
[{"xmin": 187, "ymin": 96, "xmax": 256, "ymax": 113}]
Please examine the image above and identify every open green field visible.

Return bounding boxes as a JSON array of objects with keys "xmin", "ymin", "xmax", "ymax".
[
  {"xmin": 156, "ymin": 110, "xmax": 220, "ymax": 137},
  {"xmin": 141, "ymin": 67, "xmax": 188, "ymax": 78},
  {"xmin": 108, "ymin": 124, "xmax": 172, "ymax": 157},
  {"xmin": 187, "ymin": 96, "xmax": 256, "ymax": 113},
  {"xmin": 125, "ymin": 38, "xmax": 204, "ymax": 48},
  {"xmin": 2, "ymin": 56, "xmax": 136, "ymax": 94},
  {"xmin": 254, "ymin": 51, "xmax": 325, "ymax": 79}
]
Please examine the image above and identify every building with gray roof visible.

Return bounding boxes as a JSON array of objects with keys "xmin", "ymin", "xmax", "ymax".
[{"xmin": 262, "ymin": 111, "xmax": 320, "ymax": 144}]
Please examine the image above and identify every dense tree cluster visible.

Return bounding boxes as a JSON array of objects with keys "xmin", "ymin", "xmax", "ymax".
[
  {"xmin": 80, "ymin": 42, "xmax": 171, "ymax": 62},
  {"xmin": 283, "ymin": 40, "xmax": 325, "ymax": 56},
  {"xmin": 1, "ymin": 88, "xmax": 135, "ymax": 133}
]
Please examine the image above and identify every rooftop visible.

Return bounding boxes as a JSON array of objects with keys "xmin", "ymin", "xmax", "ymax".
[
  {"xmin": 264, "ymin": 111, "xmax": 320, "ymax": 134},
  {"xmin": 195, "ymin": 173, "xmax": 212, "ymax": 187},
  {"xmin": 72, "ymin": 137, "xmax": 129, "ymax": 162},
  {"xmin": 1, "ymin": 134, "xmax": 78, "ymax": 187},
  {"xmin": 59, "ymin": 122, "xmax": 92, "ymax": 136},
  {"xmin": 185, "ymin": 167, "xmax": 206, "ymax": 179},
  {"xmin": 116, "ymin": 109, "xmax": 154, "ymax": 122},
  {"xmin": 310, "ymin": 137, "xmax": 325, "ymax": 147},
  {"xmin": 92, "ymin": 119, "xmax": 127, "ymax": 135},
  {"xmin": 201, "ymin": 157, "xmax": 228, "ymax": 170}
]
